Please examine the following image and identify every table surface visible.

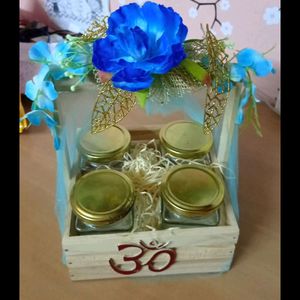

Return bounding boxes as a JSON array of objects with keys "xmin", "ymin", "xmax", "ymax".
[{"xmin": 20, "ymin": 103, "xmax": 280, "ymax": 300}]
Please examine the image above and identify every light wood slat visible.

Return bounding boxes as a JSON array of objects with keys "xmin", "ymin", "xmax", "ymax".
[
  {"xmin": 66, "ymin": 245, "xmax": 235, "ymax": 268},
  {"xmin": 69, "ymin": 258, "xmax": 233, "ymax": 281}
]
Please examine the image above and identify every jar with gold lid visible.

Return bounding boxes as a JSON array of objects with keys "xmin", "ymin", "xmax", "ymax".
[
  {"xmin": 159, "ymin": 120, "xmax": 213, "ymax": 161},
  {"xmin": 77, "ymin": 124, "xmax": 131, "ymax": 174},
  {"xmin": 70, "ymin": 169, "xmax": 135, "ymax": 234},
  {"xmin": 160, "ymin": 165, "xmax": 225, "ymax": 227}
]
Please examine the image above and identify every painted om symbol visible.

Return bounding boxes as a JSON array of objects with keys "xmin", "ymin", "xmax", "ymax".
[{"xmin": 109, "ymin": 240, "xmax": 177, "ymax": 275}]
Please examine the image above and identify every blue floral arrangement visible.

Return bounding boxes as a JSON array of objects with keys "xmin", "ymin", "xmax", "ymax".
[{"xmin": 20, "ymin": 1, "xmax": 275, "ymax": 150}]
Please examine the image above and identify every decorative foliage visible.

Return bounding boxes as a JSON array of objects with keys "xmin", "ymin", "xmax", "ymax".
[
  {"xmin": 91, "ymin": 78, "xmax": 136, "ymax": 134},
  {"xmin": 81, "ymin": 17, "xmax": 107, "ymax": 42},
  {"xmin": 183, "ymin": 26, "xmax": 230, "ymax": 133},
  {"xmin": 202, "ymin": 25, "xmax": 231, "ymax": 133},
  {"xmin": 148, "ymin": 63, "xmax": 204, "ymax": 106},
  {"xmin": 21, "ymin": 1, "xmax": 275, "ymax": 150}
]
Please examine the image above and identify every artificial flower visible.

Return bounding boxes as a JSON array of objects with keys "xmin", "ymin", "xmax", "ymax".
[
  {"xmin": 23, "ymin": 109, "xmax": 57, "ymax": 127},
  {"xmin": 230, "ymin": 48, "xmax": 275, "ymax": 81},
  {"xmin": 92, "ymin": 1, "xmax": 188, "ymax": 92},
  {"xmin": 25, "ymin": 65, "xmax": 58, "ymax": 112},
  {"xmin": 29, "ymin": 40, "xmax": 91, "ymax": 80}
]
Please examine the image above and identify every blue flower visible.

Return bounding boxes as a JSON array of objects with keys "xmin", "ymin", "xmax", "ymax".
[
  {"xmin": 92, "ymin": 1, "xmax": 188, "ymax": 92},
  {"xmin": 230, "ymin": 48, "xmax": 275, "ymax": 82},
  {"xmin": 25, "ymin": 65, "xmax": 58, "ymax": 112},
  {"xmin": 29, "ymin": 41, "xmax": 91, "ymax": 80},
  {"xmin": 24, "ymin": 109, "xmax": 57, "ymax": 127}
]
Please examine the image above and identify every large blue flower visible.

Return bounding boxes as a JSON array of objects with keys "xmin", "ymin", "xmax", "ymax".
[{"xmin": 92, "ymin": 1, "xmax": 188, "ymax": 92}]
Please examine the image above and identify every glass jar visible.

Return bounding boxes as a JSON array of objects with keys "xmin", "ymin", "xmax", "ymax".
[
  {"xmin": 70, "ymin": 169, "xmax": 135, "ymax": 234},
  {"xmin": 77, "ymin": 124, "xmax": 131, "ymax": 174},
  {"xmin": 159, "ymin": 120, "xmax": 213, "ymax": 161},
  {"xmin": 160, "ymin": 165, "xmax": 225, "ymax": 227}
]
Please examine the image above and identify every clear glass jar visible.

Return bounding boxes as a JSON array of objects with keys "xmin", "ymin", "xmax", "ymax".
[
  {"xmin": 160, "ymin": 164, "xmax": 224, "ymax": 228},
  {"xmin": 161, "ymin": 201, "xmax": 220, "ymax": 227},
  {"xmin": 70, "ymin": 169, "xmax": 135, "ymax": 234},
  {"xmin": 77, "ymin": 124, "xmax": 131, "ymax": 174},
  {"xmin": 75, "ymin": 210, "xmax": 133, "ymax": 234},
  {"xmin": 159, "ymin": 120, "xmax": 213, "ymax": 162}
]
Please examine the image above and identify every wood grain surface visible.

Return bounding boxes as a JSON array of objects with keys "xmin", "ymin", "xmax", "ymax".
[{"xmin": 20, "ymin": 103, "xmax": 280, "ymax": 300}]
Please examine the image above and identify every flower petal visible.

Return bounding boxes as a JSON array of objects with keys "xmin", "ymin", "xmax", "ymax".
[
  {"xmin": 107, "ymin": 3, "xmax": 146, "ymax": 35},
  {"xmin": 252, "ymin": 59, "xmax": 273, "ymax": 77},
  {"xmin": 51, "ymin": 68, "xmax": 66, "ymax": 80},
  {"xmin": 25, "ymin": 80, "xmax": 38, "ymax": 101},
  {"xmin": 141, "ymin": 2, "xmax": 166, "ymax": 41},
  {"xmin": 42, "ymin": 81, "xmax": 58, "ymax": 101},
  {"xmin": 157, "ymin": 4, "xmax": 187, "ymax": 44},
  {"xmin": 29, "ymin": 41, "xmax": 51, "ymax": 63},
  {"xmin": 52, "ymin": 42, "xmax": 71, "ymax": 64},
  {"xmin": 36, "ymin": 95, "xmax": 55, "ymax": 112},
  {"xmin": 33, "ymin": 65, "xmax": 50, "ymax": 86},
  {"xmin": 230, "ymin": 63, "xmax": 246, "ymax": 82},
  {"xmin": 236, "ymin": 48, "xmax": 261, "ymax": 67},
  {"xmin": 44, "ymin": 113, "xmax": 57, "ymax": 128},
  {"xmin": 25, "ymin": 110, "xmax": 43, "ymax": 125},
  {"xmin": 93, "ymin": 1, "xmax": 187, "ymax": 77},
  {"xmin": 26, "ymin": 110, "xmax": 56, "ymax": 127},
  {"xmin": 112, "ymin": 68, "xmax": 153, "ymax": 91},
  {"xmin": 71, "ymin": 51, "xmax": 90, "ymax": 65},
  {"xmin": 93, "ymin": 35, "xmax": 124, "ymax": 73}
]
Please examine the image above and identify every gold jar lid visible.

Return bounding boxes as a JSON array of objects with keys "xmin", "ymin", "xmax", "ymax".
[
  {"xmin": 159, "ymin": 120, "xmax": 213, "ymax": 159},
  {"xmin": 78, "ymin": 125, "xmax": 131, "ymax": 163},
  {"xmin": 70, "ymin": 169, "xmax": 134, "ymax": 226},
  {"xmin": 161, "ymin": 165, "xmax": 225, "ymax": 217}
]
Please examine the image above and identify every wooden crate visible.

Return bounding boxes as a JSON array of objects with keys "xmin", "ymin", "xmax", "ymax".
[
  {"xmin": 56, "ymin": 82, "xmax": 240, "ymax": 281},
  {"xmin": 63, "ymin": 185, "xmax": 238, "ymax": 281}
]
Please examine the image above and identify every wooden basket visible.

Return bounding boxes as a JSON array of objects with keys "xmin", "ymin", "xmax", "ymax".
[{"xmin": 56, "ymin": 81, "xmax": 240, "ymax": 281}]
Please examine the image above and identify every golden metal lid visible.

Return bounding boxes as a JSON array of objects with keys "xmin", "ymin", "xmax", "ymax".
[
  {"xmin": 159, "ymin": 120, "xmax": 213, "ymax": 159},
  {"xmin": 78, "ymin": 125, "xmax": 131, "ymax": 163},
  {"xmin": 161, "ymin": 165, "xmax": 225, "ymax": 217},
  {"xmin": 70, "ymin": 169, "xmax": 134, "ymax": 226}
]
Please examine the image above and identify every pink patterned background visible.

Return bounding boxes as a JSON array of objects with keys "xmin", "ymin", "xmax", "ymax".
[{"xmin": 20, "ymin": 0, "xmax": 280, "ymax": 109}]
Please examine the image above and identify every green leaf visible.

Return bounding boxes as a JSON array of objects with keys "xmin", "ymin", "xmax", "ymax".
[
  {"xmin": 135, "ymin": 89, "xmax": 149, "ymax": 108},
  {"xmin": 180, "ymin": 58, "xmax": 210, "ymax": 84}
]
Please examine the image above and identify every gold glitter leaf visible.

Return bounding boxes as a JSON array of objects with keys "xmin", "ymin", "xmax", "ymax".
[
  {"xmin": 81, "ymin": 17, "xmax": 108, "ymax": 42},
  {"xmin": 91, "ymin": 72, "xmax": 136, "ymax": 133},
  {"xmin": 148, "ymin": 65, "xmax": 203, "ymax": 105},
  {"xmin": 202, "ymin": 25, "xmax": 230, "ymax": 134}
]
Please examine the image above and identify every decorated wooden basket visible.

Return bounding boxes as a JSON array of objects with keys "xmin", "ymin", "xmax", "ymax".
[{"xmin": 21, "ymin": 1, "xmax": 275, "ymax": 281}]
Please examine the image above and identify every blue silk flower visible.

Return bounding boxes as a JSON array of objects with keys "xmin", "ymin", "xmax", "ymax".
[
  {"xmin": 230, "ymin": 48, "xmax": 275, "ymax": 125},
  {"xmin": 92, "ymin": 1, "xmax": 188, "ymax": 92},
  {"xmin": 230, "ymin": 48, "xmax": 275, "ymax": 82}
]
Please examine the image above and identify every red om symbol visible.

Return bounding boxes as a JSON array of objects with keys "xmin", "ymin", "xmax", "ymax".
[{"xmin": 109, "ymin": 240, "xmax": 177, "ymax": 275}]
